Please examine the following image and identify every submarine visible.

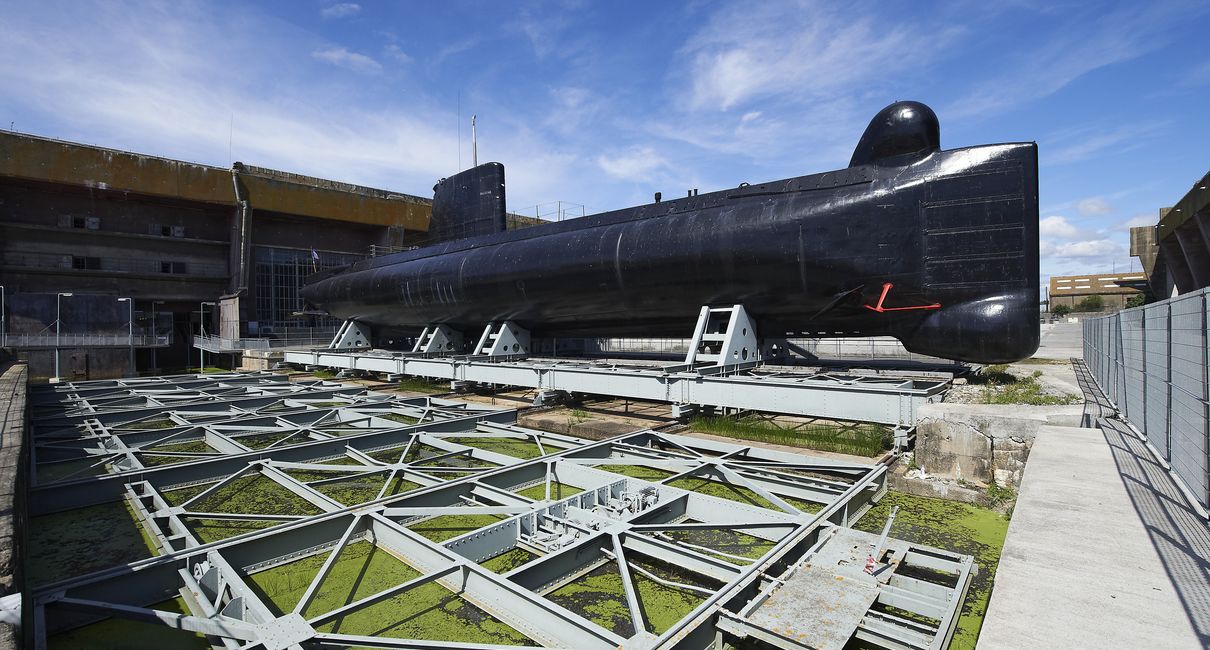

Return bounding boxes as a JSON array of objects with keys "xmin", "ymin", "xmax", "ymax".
[{"xmin": 301, "ymin": 101, "xmax": 1039, "ymax": 364}]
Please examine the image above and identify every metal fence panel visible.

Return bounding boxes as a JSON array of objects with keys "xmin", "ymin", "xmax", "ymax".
[
  {"xmin": 1169, "ymin": 294, "xmax": 1208, "ymax": 503},
  {"xmin": 1084, "ymin": 287, "xmax": 1210, "ymax": 511}
]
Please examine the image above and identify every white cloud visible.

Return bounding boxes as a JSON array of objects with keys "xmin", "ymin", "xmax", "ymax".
[
  {"xmin": 1041, "ymin": 238, "xmax": 1123, "ymax": 258},
  {"xmin": 1040, "ymin": 215, "xmax": 1079, "ymax": 239},
  {"xmin": 312, "ymin": 47, "xmax": 382, "ymax": 74},
  {"xmin": 679, "ymin": 3, "xmax": 952, "ymax": 112},
  {"xmin": 1045, "ymin": 121, "xmax": 1166, "ymax": 165},
  {"xmin": 1119, "ymin": 213, "xmax": 1157, "ymax": 229},
  {"xmin": 597, "ymin": 147, "xmax": 669, "ymax": 182},
  {"xmin": 740, "ymin": 111, "xmax": 761, "ymax": 124},
  {"xmin": 1076, "ymin": 197, "xmax": 1112, "ymax": 216},
  {"xmin": 383, "ymin": 43, "xmax": 412, "ymax": 64},
  {"xmin": 321, "ymin": 3, "xmax": 361, "ymax": 19}
]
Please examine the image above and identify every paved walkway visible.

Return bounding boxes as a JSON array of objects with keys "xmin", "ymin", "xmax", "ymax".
[{"xmin": 977, "ymin": 422, "xmax": 1208, "ymax": 649}]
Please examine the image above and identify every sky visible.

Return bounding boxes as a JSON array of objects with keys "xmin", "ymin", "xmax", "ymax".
[{"xmin": 2, "ymin": 0, "xmax": 1208, "ymax": 286}]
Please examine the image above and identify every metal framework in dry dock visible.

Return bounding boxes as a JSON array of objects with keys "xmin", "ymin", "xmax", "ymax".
[{"xmin": 27, "ymin": 373, "xmax": 972, "ymax": 650}]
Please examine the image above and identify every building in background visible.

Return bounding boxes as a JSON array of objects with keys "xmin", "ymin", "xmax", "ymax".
[
  {"xmin": 1130, "ymin": 170, "xmax": 1210, "ymax": 299},
  {"xmin": 0, "ymin": 130, "xmax": 432, "ymax": 380},
  {"xmin": 1048, "ymin": 272, "xmax": 1146, "ymax": 313}
]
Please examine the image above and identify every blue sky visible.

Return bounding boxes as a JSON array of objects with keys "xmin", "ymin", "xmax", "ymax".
[{"xmin": 2, "ymin": 0, "xmax": 1208, "ymax": 284}]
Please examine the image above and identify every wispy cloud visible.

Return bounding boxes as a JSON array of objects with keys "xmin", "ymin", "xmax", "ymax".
[
  {"xmin": 383, "ymin": 43, "xmax": 412, "ymax": 64},
  {"xmin": 312, "ymin": 46, "xmax": 382, "ymax": 74},
  {"xmin": 597, "ymin": 146, "xmax": 670, "ymax": 182},
  {"xmin": 320, "ymin": 3, "xmax": 360, "ymax": 19},
  {"xmin": 1076, "ymin": 197, "xmax": 1112, "ymax": 216},
  {"xmin": 948, "ymin": 1, "xmax": 1201, "ymax": 119},
  {"xmin": 1044, "ymin": 121, "xmax": 1167, "ymax": 165}
]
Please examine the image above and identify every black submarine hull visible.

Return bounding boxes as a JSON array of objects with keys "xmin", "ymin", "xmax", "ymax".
[{"xmin": 302, "ymin": 103, "xmax": 1040, "ymax": 364}]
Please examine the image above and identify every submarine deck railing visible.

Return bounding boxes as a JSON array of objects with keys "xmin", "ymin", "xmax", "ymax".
[{"xmin": 281, "ymin": 348, "xmax": 948, "ymax": 426}]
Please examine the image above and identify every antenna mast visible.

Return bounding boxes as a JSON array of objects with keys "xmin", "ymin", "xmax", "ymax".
[{"xmin": 472, "ymin": 114, "xmax": 478, "ymax": 167}]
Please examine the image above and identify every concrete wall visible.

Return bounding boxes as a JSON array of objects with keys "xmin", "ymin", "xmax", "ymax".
[{"xmin": 0, "ymin": 362, "xmax": 29, "ymax": 649}]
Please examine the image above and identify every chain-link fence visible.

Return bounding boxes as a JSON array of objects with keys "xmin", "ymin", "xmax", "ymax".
[{"xmin": 1083, "ymin": 287, "xmax": 1210, "ymax": 511}]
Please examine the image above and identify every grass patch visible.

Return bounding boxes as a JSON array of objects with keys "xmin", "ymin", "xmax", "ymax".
[
  {"xmin": 185, "ymin": 518, "xmax": 275, "ymax": 544},
  {"xmin": 446, "ymin": 436, "xmax": 545, "ymax": 459},
  {"xmin": 380, "ymin": 413, "xmax": 420, "ymax": 425},
  {"xmin": 982, "ymin": 375, "xmax": 1080, "ymax": 405},
  {"xmin": 408, "ymin": 513, "xmax": 506, "ymax": 542},
  {"xmin": 28, "ymin": 500, "xmax": 158, "ymax": 586},
  {"xmin": 397, "ymin": 377, "xmax": 447, "ymax": 394},
  {"xmin": 515, "ymin": 481, "xmax": 582, "ymax": 501},
  {"xmin": 312, "ymin": 475, "xmax": 420, "ymax": 506},
  {"xmin": 47, "ymin": 597, "xmax": 207, "ymax": 649},
  {"xmin": 311, "ymin": 370, "xmax": 337, "ymax": 379},
  {"xmin": 854, "ymin": 491, "xmax": 1009, "ymax": 650},
  {"xmin": 232, "ymin": 431, "xmax": 301, "ymax": 449},
  {"xmin": 689, "ymin": 416, "xmax": 890, "ymax": 457}
]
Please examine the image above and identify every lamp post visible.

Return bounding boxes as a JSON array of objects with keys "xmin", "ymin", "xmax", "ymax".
[
  {"xmin": 118, "ymin": 297, "xmax": 133, "ymax": 377},
  {"xmin": 151, "ymin": 300, "xmax": 165, "ymax": 374},
  {"xmin": 198, "ymin": 300, "xmax": 216, "ymax": 373},
  {"xmin": 1, "ymin": 285, "xmax": 6, "ymax": 348},
  {"xmin": 54, "ymin": 292, "xmax": 74, "ymax": 383}
]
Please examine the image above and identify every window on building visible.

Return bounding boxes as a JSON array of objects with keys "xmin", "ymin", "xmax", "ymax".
[
  {"xmin": 161, "ymin": 261, "xmax": 187, "ymax": 274},
  {"xmin": 72, "ymin": 256, "xmax": 101, "ymax": 270},
  {"xmin": 253, "ymin": 246, "xmax": 361, "ymax": 330}
]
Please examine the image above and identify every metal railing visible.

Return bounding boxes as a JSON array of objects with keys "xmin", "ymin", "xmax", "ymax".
[
  {"xmin": 1083, "ymin": 287, "xmax": 1210, "ymax": 512},
  {"xmin": 5, "ymin": 333, "xmax": 172, "ymax": 348},
  {"xmin": 0, "ymin": 251, "xmax": 227, "ymax": 277},
  {"xmin": 194, "ymin": 329, "xmax": 338, "ymax": 353}
]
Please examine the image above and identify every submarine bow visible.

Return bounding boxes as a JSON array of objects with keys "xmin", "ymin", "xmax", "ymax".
[{"xmin": 301, "ymin": 101, "xmax": 1040, "ymax": 364}]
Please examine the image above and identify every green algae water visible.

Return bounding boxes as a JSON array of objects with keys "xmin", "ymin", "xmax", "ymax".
[
  {"xmin": 445, "ymin": 436, "xmax": 545, "ymax": 459},
  {"xmin": 515, "ymin": 480, "xmax": 582, "ymax": 501},
  {"xmin": 28, "ymin": 499, "xmax": 158, "ymax": 586},
  {"xmin": 47, "ymin": 597, "xmax": 207, "ymax": 650},
  {"xmin": 853, "ymin": 491, "xmax": 1009, "ymax": 650},
  {"xmin": 245, "ymin": 541, "xmax": 529, "ymax": 644},
  {"xmin": 596, "ymin": 464, "xmax": 675, "ymax": 481}
]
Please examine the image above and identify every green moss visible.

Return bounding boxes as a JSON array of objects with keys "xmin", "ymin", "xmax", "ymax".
[
  {"xmin": 853, "ymin": 491, "xmax": 1009, "ymax": 650},
  {"xmin": 597, "ymin": 464, "xmax": 675, "ymax": 481},
  {"xmin": 309, "ymin": 401, "xmax": 349, "ymax": 407},
  {"xmin": 445, "ymin": 436, "xmax": 545, "ymax": 459},
  {"xmin": 668, "ymin": 476, "xmax": 778, "ymax": 510},
  {"xmin": 408, "ymin": 513, "xmax": 506, "ymax": 542},
  {"xmin": 689, "ymin": 416, "xmax": 891, "ymax": 457},
  {"xmin": 405, "ymin": 444, "xmax": 497, "ymax": 469},
  {"xmin": 28, "ymin": 500, "xmax": 158, "ymax": 586},
  {"xmin": 311, "ymin": 370, "xmax": 337, "ymax": 379},
  {"xmin": 146, "ymin": 438, "xmax": 213, "ymax": 454},
  {"xmin": 515, "ymin": 481, "xmax": 583, "ymax": 501},
  {"xmin": 480, "ymin": 547, "xmax": 538, "ymax": 573},
  {"xmin": 47, "ymin": 597, "xmax": 207, "ymax": 650},
  {"xmin": 380, "ymin": 413, "xmax": 420, "ymax": 424}
]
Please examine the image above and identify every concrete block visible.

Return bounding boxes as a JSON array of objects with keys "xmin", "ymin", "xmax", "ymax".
[{"xmin": 915, "ymin": 402, "xmax": 1085, "ymax": 486}]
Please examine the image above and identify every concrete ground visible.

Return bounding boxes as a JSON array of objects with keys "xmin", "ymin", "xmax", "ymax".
[
  {"xmin": 976, "ymin": 422, "xmax": 1208, "ymax": 649},
  {"xmin": 1032, "ymin": 321, "xmax": 1084, "ymax": 360}
]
